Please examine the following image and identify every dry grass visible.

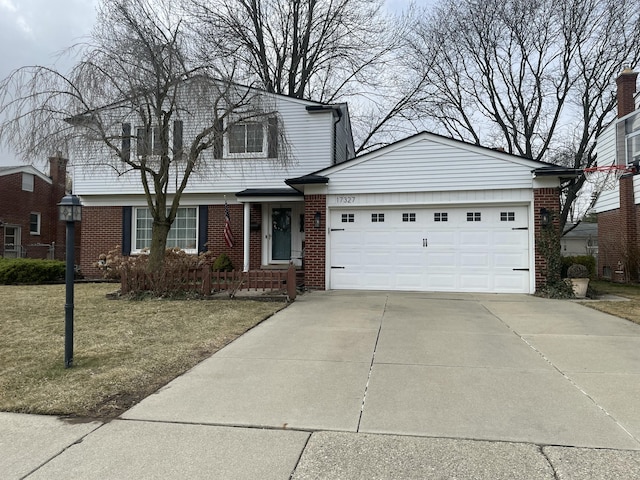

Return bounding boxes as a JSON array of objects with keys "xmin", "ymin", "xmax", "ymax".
[
  {"xmin": 0, "ymin": 283, "xmax": 285, "ymax": 418},
  {"xmin": 582, "ymin": 280, "xmax": 640, "ymax": 325}
]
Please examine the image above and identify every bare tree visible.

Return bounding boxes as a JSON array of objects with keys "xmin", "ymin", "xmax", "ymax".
[
  {"xmin": 187, "ymin": 0, "xmax": 428, "ymax": 153},
  {"xmin": 409, "ymin": 0, "xmax": 640, "ymax": 229},
  {"xmin": 0, "ymin": 0, "xmax": 287, "ymax": 273}
]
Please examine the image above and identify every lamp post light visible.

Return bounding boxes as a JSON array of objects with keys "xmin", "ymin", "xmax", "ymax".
[{"xmin": 58, "ymin": 194, "xmax": 82, "ymax": 368}]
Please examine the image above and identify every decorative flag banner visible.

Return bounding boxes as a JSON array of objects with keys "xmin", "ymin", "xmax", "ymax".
[{"xmin": 224, "ymin": 200, "xmax": 234, "ymax": 248}]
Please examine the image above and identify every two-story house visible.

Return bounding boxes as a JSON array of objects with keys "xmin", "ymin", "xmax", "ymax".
[
  {"xmin": 0, "ymin": 155, "xmax": 71, "ymax": 260},
  {"xmin": 74, "ymin": 89, "xmax": 354, "ymax": 279},
  {"xmin": 593, "ymin": 67, "xmax": 640, "ymax": 281},
  {"xmin": 74, "ymin": 84, "xmax": 574, "ymax": 293}
]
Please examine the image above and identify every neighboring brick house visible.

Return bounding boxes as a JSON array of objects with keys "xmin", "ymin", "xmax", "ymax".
[
  {"xmin": 594, "ymin": 68, "xmax": 640, "ymax": 281},
  {"xmin": 0, "ymin": 155, "xmax": 78, "ymax": 262}
]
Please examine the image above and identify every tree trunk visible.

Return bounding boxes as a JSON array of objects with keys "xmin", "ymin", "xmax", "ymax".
[{"xmin": 148, "ymin": 220, "xmax": 171, "ymax": 274}]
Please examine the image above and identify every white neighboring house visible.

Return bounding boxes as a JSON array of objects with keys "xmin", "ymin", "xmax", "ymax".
[{"xmin": 561, "ymin": 223, "xmax": 598, "ymax": 257}]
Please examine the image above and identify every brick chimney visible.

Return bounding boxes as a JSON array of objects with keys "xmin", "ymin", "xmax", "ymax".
[
  {"xmin": 617, "ymin": 67, "xmax": 639, "ymax": 281},
  {"xmin": 48, "ymin": 153, "xmax": 69, "ymax": 260},
  {"xmin": 617, "ymin": 66, "xmax": 638, "ymax": 118}
]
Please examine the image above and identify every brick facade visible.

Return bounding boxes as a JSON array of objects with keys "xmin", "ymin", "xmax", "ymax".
[
  {"xmin": 597, "ymin": 68, "xmax": 639, "ymax": 283},
  {"xmin": 206, "ymin": 203, "xmax": 247, "ymax": 271},
  {"xmin": 303, "ymin": 194, "xmax": 326, "ymax": 289},
  {"xmin": 80, "ymin": 206, "xmax": 123, "ymax": 278},
  {"xmin": 0, "ymin": 156, "xmax": 73, "ymax": 261},
  {"xmin": 533, "ymin": 187, "xmax": 562, "ymax": 290},
  {"xmin": 81, "ymin": 202, "xmax": 262, "ymax": 278}
]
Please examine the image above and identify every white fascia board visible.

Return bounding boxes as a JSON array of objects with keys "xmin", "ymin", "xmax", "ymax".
[{"xmin": 0, "ymin": 165, "xmax": 52, "ymax": 184}]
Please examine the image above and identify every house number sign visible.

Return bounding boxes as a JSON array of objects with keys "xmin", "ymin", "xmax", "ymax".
[{"xmin": 336, "ymin": 196, "xmax": 356, "ymax": 204}]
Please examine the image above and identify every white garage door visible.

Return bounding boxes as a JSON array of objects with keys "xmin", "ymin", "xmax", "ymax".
[{"xmin": 329, "ymin": 206, "xmax": 530, "ymax": 293}]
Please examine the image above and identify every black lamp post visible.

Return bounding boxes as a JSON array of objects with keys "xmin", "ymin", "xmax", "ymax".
[{"xmin": 58, "ymin": 194, "xmax": 82, "ymax": 368}]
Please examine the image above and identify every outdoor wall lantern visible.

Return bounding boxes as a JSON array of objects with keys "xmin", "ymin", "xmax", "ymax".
[
  {"xmin": 540, "ymin": 208, "xmax": 550, "ymax": 228},
  {"xmin": 57, "ymin": 194, "xmax": 82, "ymax": 368},
  {"xmin": 314, "ymin": 211, "xmax": 322, "ymax": 229}
]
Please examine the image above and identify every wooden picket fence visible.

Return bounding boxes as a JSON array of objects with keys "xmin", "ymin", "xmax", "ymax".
[{"xmin": 121, "ymin": 263, "xmax": 299, "ymax": 300}]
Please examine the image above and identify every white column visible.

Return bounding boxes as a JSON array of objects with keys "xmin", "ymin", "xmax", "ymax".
[{"xmin": 243, "ymin": 202, "xmax": 251, "ymax": 272}]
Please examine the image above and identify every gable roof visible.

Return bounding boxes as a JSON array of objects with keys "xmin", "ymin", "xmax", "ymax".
[
  {"xmin": 0, "ymin": 165, "xmax": 52, "ymax": 184},
  {"xmin": 286, "ymin": 131, "xmax": 578, "ymax": 193}
]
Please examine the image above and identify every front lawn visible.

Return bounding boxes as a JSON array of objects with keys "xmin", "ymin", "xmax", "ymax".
[
  {"xmin": 583, "ymin": 280, "xmax": 640, "ymax": 325},
  {"xmin": 0, "ymin": 283, "xmax": 285, "ymax": 418}
]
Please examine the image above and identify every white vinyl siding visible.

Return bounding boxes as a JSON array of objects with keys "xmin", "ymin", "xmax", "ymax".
[
  {"xmin": 322, "ymin": 135, "xmax": 540, "ymax": 194},
  {"xmin": 72, "ymin": 94, "xmax": 336, "ymax": 195}
]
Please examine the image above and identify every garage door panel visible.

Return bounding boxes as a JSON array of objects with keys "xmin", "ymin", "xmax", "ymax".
[
  {"xmin": 330, "ymin": 206, "xmax": 530, "ymax": 293},
  {"xmin": 426, "ymin": 252, "xmax": 456, "ymax": 267},
  {"xmin": 460, "ymin": 253, "xmax": 489, "ymax": 268}
]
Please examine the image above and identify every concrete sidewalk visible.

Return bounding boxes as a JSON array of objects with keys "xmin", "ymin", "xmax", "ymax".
[{"xmin": 4, "ymin": 292, "xmax": 640, "ymax": 479}]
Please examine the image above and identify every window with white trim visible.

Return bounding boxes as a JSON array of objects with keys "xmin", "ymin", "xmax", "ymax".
[
  {"xmin": 22, "ymin": 173, "xmax": 34, "ymax": 192},
  {"xmin": 402, "ymin": 213, "xmax": 416, "ymax": 222},
  {"xmin": 341, "ymin": 213, "xmax": 355, "ymax": 223},
  {"xmin": 434, "ymin": 212, "xmax": 448, "ymax": 222},
  {"xmin": 500, "ymin": 211, "xmax": 515, "ymax": 222},
  {"xmin": 133, "ymin": 207, "xmax": 198, "ymax": 253},
  {"xmin": 228, "ymin": 122, "xmax": 265, "ymax": 154},
  {"xmin": 467, "ymin": 212, "xmax": 481, "ymax": 222},
  {"xmin": 371, "ymin": 213, "xmax": 385, "ymax": 222},
  {"xmin": 29, "ymin": 212, "xmax": 41, "ymax": 235}
]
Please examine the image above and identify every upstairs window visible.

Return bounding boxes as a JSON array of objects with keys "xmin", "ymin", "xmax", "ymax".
[
  {"xmin": 22, "ymin": 173, "xmax": 34, "ymax": 192},
  {"xmin": 136, "ymin": 126, "xmax": 163, "ymax": 157},
  {"xmin": 229, "ymin": 123, "xmax": 264, "ymax": 154}
]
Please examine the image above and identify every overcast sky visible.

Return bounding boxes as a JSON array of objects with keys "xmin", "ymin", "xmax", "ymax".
[{"xmin": 0, "ymin": 0, "xmax": 419, "ymax": 168}]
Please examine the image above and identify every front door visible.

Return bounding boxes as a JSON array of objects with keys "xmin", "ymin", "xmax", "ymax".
[{"xmin": 271, "ymin": 207, "xmax": 292, "ymax": 261}]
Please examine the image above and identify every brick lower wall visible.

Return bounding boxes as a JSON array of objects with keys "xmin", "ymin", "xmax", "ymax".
[
  {"xmin": 80, "ymin": 206, "xmax": 122, "ymax": 278},
  {"xmin": 304, "ymin": 194, "xmax": 326, "ymax": 289},
  {"xmin": 533, "ymin": 187, "xmax": 562, "ymax": 291},
  {"xmin": 207, "ymin": 204, "xmax": 245, "ymax": 271},
  {"xmin": 81, "ymin": 203, "xmax": 259, "ymax": 278}
]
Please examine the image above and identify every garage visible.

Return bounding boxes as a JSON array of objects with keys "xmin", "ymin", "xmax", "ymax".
[
  {"xmin": 329, "ymin": 205, "xmax": 531, "ymax": 293},
  {"xmin": 286, "ymin": 131, "xmax": 575, "ymax": 293}
]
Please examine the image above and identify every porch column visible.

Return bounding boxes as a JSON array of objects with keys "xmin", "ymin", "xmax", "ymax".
[{"xmin": 243, "ymin": 202, "xmax": 251, "ymax": 272}]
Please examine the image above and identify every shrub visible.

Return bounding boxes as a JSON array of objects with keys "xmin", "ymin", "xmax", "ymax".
[
  {"xmin": 211, "ymin": 253, "xmax": 234, "ymax": 272},
  {"xmin": 561, "ymin": 255, "xmax": 596, "ymax": 278},
  {"xmin": 95, "ymin": 247, "xmax": 234, "ymax": 296},
  {"xmin": 0, "ymin": 258, "xmax": 66, "ymax": 284},
  {"xmin": 567, "ymin": 263, "xmax": 590, "ymax": 278}
]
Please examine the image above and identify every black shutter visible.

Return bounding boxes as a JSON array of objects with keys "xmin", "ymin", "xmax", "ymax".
[
  {"xmin": 136, "ymin": 127, "xmax": 149, "ymax": 157},
  {"xmin": 173, "ymin": 120, "xmax": 183, "ymax": 161},
  {"xmin": 122, "ymin": 123, "xmax": 131, "ymax": 162},
  {"xmin": 213, "ymin": 118, "xmax": 224, "ymax": 159},
  {"xmin": 122, "ymin": 206, "xmax": 132, "ymax": 256},
  {"xmin": 198, "ymin": 205, "xmax": 208, "ymax": 253},
  {"xmin": 268, "ymin": 116, "xmax": 278, "ymax": 158}
]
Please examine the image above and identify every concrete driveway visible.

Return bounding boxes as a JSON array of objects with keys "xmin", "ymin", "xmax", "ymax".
[{"xmin": 7, "ymin": 292, "xmax": 640, "ymax": 479}]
